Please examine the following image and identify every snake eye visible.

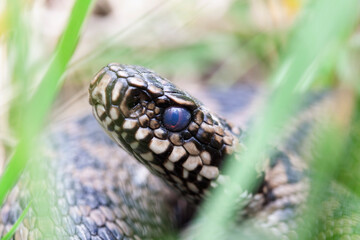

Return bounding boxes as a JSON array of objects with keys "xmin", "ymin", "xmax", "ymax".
[{"xmin": 163, "ymin": 107, "xmax": 191, "ymax": 132}]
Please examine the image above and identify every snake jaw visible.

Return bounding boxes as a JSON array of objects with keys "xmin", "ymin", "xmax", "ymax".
[{"xmin": 89, "ymin": 63, "xmax": 241, "ymax": 203}]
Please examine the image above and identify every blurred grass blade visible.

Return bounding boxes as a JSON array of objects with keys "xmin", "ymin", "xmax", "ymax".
[
  {"xmin": 0, "ymin": 0, "xmax": 94, "ymax": 206},
  {"xmin": 337, "ymin": 96, "xmax": 360, "ymax": 194},
  {"xmin": 1, "ymin": 202, "xmax": 31, "ymax": 240},
  {"xmin": 6, "ymin": 0, "xmax": 30, "ymax": 134},
  {"xmin": 24, "ymin": 0, "xmax": 94, "ymax": 139},
  {"xmin": 296, "ymin": 123, "xmax": 348, "ymax": 239},
  {"xmin": 190, "ymin": 0, "xmax": 360, "ymax": 239}
]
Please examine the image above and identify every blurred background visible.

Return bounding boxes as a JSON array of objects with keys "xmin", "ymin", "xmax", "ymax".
[
  {"xmin": 3, "ymin": 0, "xmax": 359, "ymax": 162},
  {"xmin": 1, "ymin": 0, "xmax": 360, "ymax": 198},
  {"xmin": 0, "ymin": 0, "xmax": 310, "ymax": 166},
  {"xmin": 0, "ymin": 0, "xmax": 359, "ymax": 238}
]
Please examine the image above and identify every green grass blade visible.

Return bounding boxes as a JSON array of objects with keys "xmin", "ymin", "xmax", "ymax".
[
  {"xmin": 6, "ymin": 0, "xmax": 31, "ymax": 134},
  {"xmin": 24, "ymin": 0, "xmax": 95, "ymax": 139},
  {"xmin": 337, "ymin": 96, "xmax": 360, "ymax": 194},
  {"xmin": 189, "ymin": 0, "xmax": 360, "ymax": 239},
  {"xmin": 1, "ymin": 202, "xmax": 31, "ymax": 240},
  {"xmin": 0, "ymin": 0, "xmax": 94, "ymax": 206}
]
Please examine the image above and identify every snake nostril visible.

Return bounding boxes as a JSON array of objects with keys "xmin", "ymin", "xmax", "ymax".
[{"xmin": 127, "ymin": 98, "xmax": 139, "ymax": 109}]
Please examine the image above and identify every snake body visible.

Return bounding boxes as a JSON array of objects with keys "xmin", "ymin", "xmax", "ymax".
[{"xmin": 0, "ymin": 64, "xmax": 356, "ymax": 239}]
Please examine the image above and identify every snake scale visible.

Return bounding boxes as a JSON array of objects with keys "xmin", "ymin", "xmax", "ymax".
[{"xmin": 0, "ymin": 63, "xmax": 359, "ymax": 239}]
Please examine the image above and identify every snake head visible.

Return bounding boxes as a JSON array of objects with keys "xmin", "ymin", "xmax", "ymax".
[{"xmin": 89, "ymin": 63, "xmax": 241, "ymax": 203}]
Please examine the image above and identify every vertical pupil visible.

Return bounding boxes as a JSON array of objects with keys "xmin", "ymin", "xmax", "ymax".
[
  {"xmin": 164, "ymin": 107, "xmax": 191, "ymax": 131},
  {"xmin": 168, "ymin": 109, "xmax": 180, "ymax": 127}
]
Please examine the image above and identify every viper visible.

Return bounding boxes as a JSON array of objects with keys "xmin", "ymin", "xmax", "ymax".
[{"xmin": 0, "ymin": 63, "xmax": 358, "ymax": 239}]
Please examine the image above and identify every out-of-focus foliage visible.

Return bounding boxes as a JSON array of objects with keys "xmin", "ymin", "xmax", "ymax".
[
  {"xmin": 189, "ymin": 0, "xmax": 360, "ymax": 239},
  {"xmin": 0, "ymin": 0, "xmax": 359, "ymax": 239},
  {"xmin": 0, "ymin": 0, "xmax": 94, "ymax": 237}
]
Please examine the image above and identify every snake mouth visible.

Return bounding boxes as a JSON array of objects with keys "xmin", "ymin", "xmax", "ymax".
[{"xmin": 89, "ymin": 63, "xmax": 241, "ymax": 203}]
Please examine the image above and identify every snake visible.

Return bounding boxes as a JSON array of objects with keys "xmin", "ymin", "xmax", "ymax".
[{"xmin": 0, "ymin": 63, "xmax": 358, "ymax": 239}]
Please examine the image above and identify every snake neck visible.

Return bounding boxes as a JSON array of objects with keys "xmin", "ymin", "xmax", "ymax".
[{"xmin": 89, "ymin": 63, "xmax": 243, "ymax": 203}]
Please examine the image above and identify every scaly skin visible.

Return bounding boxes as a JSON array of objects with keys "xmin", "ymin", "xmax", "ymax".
[
  {"xmin": 1, "ymin": 64, "xmax": 359, "ymax": 239},
  {"xmin": 0, "ymin": 114, "xmax": 182, "ymax": 239}
]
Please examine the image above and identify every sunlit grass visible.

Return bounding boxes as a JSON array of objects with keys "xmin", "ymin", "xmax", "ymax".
[
  {"xmin": 1, "ymin": 202, "xmax": 31, "ymax": 240},
  {"xmin": 1, "ymin": 0, "xmax": 359, "ymax": 239},
  {"xmin": 189, "ymin": 0, "xmax": 360, "ymax": 239},
  {"xmin": 0, "ymin": 0, "xmax": 94, "ymax": 237},
  {"xmin": 337, "ymin": 98, "xmax": 360, "ymax": 195}
]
